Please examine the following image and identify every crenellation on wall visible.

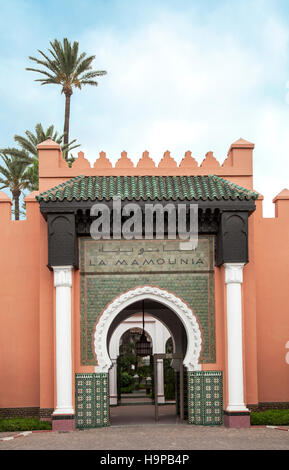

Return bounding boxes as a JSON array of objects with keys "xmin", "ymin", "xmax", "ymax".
[
  {"xmin": 0, "ymin": 191, "xmax": 40, "ymax": 222},
  {"xmin": 224, "ymin": 138, "xmax": 254, "ymax": 170},
  {"xmin": 37, "ymin": 138, "xmax": 254, "ymax": 192},
  {"xmin": 71, "ymin": 151, "xmax": 91, "ymax": 169},
  {"xmin": 0, "ymin": 191, "xmax": 12, "ymax": 221},
  {"xmin": 273, "ymin": 188, "xmax": 289, "ymax": 218},
  {"xmin": 200, "ymin": 151, "xmax": 220, "ymax": 169},
  {"xmin": 115, "ymin": 150, "xmax": 134, "ymax": 169}
]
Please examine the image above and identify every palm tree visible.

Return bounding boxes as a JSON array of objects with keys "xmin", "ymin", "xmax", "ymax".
[
  {"xmin": 26, "ymin": 38, "xmax": 107, "ymax": 148},
  {"xmin": 2, "ymin": 123, "xmax": 80, "ymax": 190},
  {"xmin": 0, "ymin": 152, "xmax": 33, "ymax": 220}
]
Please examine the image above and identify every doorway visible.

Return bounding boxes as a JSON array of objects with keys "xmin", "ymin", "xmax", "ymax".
[
  {"xmin": 153, "ymin": 353, "xmax": 185, "ymax": 422},
  {"xmin": 109, "ymin": 316, "xmax": 181, "ymax": 426}
]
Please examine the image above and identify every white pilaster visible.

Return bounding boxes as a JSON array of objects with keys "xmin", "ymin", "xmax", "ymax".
[
  {"xmin": 109, "ymin": 359, "xmax": 118, "ymax": 405},
  {"xmin": 224, "ymin": 263, "xmax": 248, "ymax": 412},
  {"xmin": 52, "ymin": 266, "xmax": 74, "ymax": 415},
  {"xmin": 157, "ymin": 359, "xmax": 165, "ymax": 404}
]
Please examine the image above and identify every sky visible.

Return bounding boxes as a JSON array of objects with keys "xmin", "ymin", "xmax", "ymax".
[{"xmin": 1, "ymin": 0, "xmax": 289, "ymax": 216}]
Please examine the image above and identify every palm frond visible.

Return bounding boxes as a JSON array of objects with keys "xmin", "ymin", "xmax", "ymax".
[
  {"xmin": 1, "ymin": 146, "xmax": 33, "ymax": 163},
  {"xmin": 27, "ymin": 38, "xmax": 107, "ymax": 91},
  {"xmin": 79, "ymin": 80, "xmax": 99, "ymax": 87}
]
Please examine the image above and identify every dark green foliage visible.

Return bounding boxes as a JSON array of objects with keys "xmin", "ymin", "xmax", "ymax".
[
  {"xmin": 0, "ymin": 418, "xmax": 52, "ymax": 432},
  {"xmin": 119, "ymin": 330, "xmax": 153, "ymax": 394},
  {"xmin": 137, "ymin": 365, "xmax": 151, "ymax": 381},
  {"xmin": 10, "ymin": 123, "xmax": 79, "ymax": 158},
  {"xmin": 0, "ymin": 152, "xmax": 33, "ymax": 219},
  {"xmin": 120, "ymin": 371, "xmax": 134, "ymax": 388},
  {"xmin": 164, "ymin": 373, "xmax": 175, "ymax": 400},
  {"xmin": 120, "ymin": 384, "xmax": 135, "ymax": 394},
  {"xmin": 164, "ymin": 337, "xmax": 175, "ymax": 400},
  {"xmin": 1, "ymin": 123, "xmax": 79, "ymax": 190},
  {"xmin": 251, "ymin": 409, "xmax": 289, "ymax": 426}
]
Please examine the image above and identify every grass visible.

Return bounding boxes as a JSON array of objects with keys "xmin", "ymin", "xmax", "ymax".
[
  {"xmin": 251, "ymin": 409, "xmax": 289, "ymax": 426},
  {"xmin": 0, "ymin": 418, "xmax": 52, "ymax": 432}
]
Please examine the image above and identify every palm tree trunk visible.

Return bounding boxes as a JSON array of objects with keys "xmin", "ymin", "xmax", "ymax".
[
  {"xmin": 63, "ymin": 91, "xmax": 72, "ymax": 154},
  {"xmin": 13, "ymin": 190, "xmax": 20, "ymax": 220}
]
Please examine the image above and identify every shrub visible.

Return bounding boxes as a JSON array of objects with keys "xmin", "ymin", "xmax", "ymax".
[
  {"xmin": 120, "ymin": 384, "xmax": 135, "ymax": 394},
  {"xmin": 165, "ymin": 382, "xmax": 175, "ymax": 400},
  {"xmin": 251, "ymin": 409, "xmax": 289, "ymax": 426},
  {"xmin": 0, "ymin": 418, "xmax": 52, "ymax": 432},
  {"xmin": 120, "ymin": 371, "xmax": 134, "ymax": 388}
]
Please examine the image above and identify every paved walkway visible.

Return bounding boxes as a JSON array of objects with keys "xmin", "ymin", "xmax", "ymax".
[
  {"xmin": 110, "ymin": 404, "xmax": 178, "ymax": 425},
  {"xmin": 0, "ymin": 425, "xmax": 289, "ymax": 450}
]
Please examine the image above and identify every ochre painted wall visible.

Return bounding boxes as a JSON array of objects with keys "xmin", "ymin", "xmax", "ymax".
[
  {"xmin": 0, "ymin": 195, "xmax": 40, "ymax": 408},
  {"xmin": 254, "ymin": 197, "xmax": 289, "ymax": 403}
]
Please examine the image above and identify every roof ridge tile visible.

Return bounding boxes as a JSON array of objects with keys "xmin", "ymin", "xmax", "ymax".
[{"xmin": 37, "ymin": 175, "xmax": 259, "ymax": 202}]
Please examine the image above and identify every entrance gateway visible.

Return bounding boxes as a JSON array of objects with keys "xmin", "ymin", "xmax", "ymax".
[
  {"xmin": 77, "ymin": 240, "xmax": 223, "ymax": 427},
  {"xmin": 37, "ymin": 152, "xmax": 258, "ymax": 430}
]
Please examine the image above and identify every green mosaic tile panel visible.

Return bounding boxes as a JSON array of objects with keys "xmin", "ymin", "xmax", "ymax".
[
  {"xmin": 95, "ymin": 373, "xmax": 109, "ymax": 427},
  {"xmin": 188, "ymin": 371, "xmax": 223, "ymax": 426},
  {"xmin": 75, "ymin": 373, "xmax": 109, "ymax": 429},
  {"xmin": 80, "ymin": 236, "xmax": 216, "ymax": 365}
]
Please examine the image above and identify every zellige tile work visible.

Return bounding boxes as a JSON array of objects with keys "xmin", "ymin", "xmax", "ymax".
[
  {"xmin": 75, "ymin": 373, "xmax": 109, "ymax": 429},
  {"xmin": 188, "ymin": 371, "xmax": 223, "ymax": 425}
]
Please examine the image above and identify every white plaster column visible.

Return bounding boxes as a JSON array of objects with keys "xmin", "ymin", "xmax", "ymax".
[
  {"xmin": 52, "ymin": 266, "xmax": 74, "ymax": 415},
  {"xmin": 224, "ymin": 263, "xmax": 248, "ymax": 412},
  {"xmin": 157, "ymin": 359, "xmax": 165, "ymax": 404},
  {"xmin": 109, "ymin": 359, "xmax": 118, "ymax": 405}
]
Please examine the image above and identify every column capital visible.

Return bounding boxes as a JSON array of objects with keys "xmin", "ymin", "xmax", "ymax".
[
  {"xmin": 52, "ymin": 266, "xmax": 73, "ymax": 288},
  {"xmin": 224, "ymin": 263, "xmax": 245, "ymax": 285}
]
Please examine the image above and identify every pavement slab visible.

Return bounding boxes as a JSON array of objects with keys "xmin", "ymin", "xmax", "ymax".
[{"xmin": 0, "ymin": 424, "xmax": 289, "ymax": 450}]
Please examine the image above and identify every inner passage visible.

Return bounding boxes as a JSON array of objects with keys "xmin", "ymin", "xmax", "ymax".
[{"xmin": 107, "ymin": 299, "xmax": 188, "ymax": 425}]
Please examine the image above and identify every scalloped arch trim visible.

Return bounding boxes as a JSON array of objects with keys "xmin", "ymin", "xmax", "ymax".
[{"xmin": 93, "ymin": 286, "xmax": 202, "ymax": 372}]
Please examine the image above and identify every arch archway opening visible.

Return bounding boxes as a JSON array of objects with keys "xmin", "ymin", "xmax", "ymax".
[
  {"xmin": 94, "ymin": 286, "xmax": 202, "ymax": 375},
  {"xmin": 94, "ymin": 286, "xmax": 203, "ymax": 426},
  {"xmin": 108, "ymin": 309, "xmax": 181, "ymax": 425}
]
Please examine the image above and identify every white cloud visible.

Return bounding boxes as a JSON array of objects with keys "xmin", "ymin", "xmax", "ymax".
[{"xmin": 66, "ymin": 9, "xmax": 289, "ymax": 216}]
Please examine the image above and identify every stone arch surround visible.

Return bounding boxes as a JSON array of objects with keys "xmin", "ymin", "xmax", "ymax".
[{"xmin": 93, "ymin": 286, "xmax": 203, "ymax": 373}]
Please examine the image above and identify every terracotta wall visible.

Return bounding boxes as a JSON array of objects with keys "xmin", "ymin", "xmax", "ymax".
[
  {"xmin": 254, "ymin": 194, "xmax": 289, "ymax": 403},
  {"xmin": 0, "ymin": 194, "xmax": 41, "ymax": 408}
]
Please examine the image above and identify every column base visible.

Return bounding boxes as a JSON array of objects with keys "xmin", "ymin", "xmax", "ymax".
[
  {"xmin": 52, "ymin": 414, "xmax": 75, "ymax": 431},
  {"xmin": 110, "ymin": 396, "xmax": 118, "ymax": 406},
  {"xmin": 224, "ymin": 411, "xmax": 251, "ymax": 428}
]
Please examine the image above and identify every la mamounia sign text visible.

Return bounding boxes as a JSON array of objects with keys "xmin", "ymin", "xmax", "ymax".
[{"xmin": 82, "ymin": 237, "xmax": 213, "ymax": 274}]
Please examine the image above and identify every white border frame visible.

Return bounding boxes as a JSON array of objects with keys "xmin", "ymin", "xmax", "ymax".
[{"xmin": 94, "ymin": 286, "xmax": 202, "ymax": 372}]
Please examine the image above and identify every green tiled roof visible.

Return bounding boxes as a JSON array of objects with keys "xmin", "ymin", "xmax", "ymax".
[{"xmin": 36, "ymin": 175, "xmax": 259, "ymax": 202}]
